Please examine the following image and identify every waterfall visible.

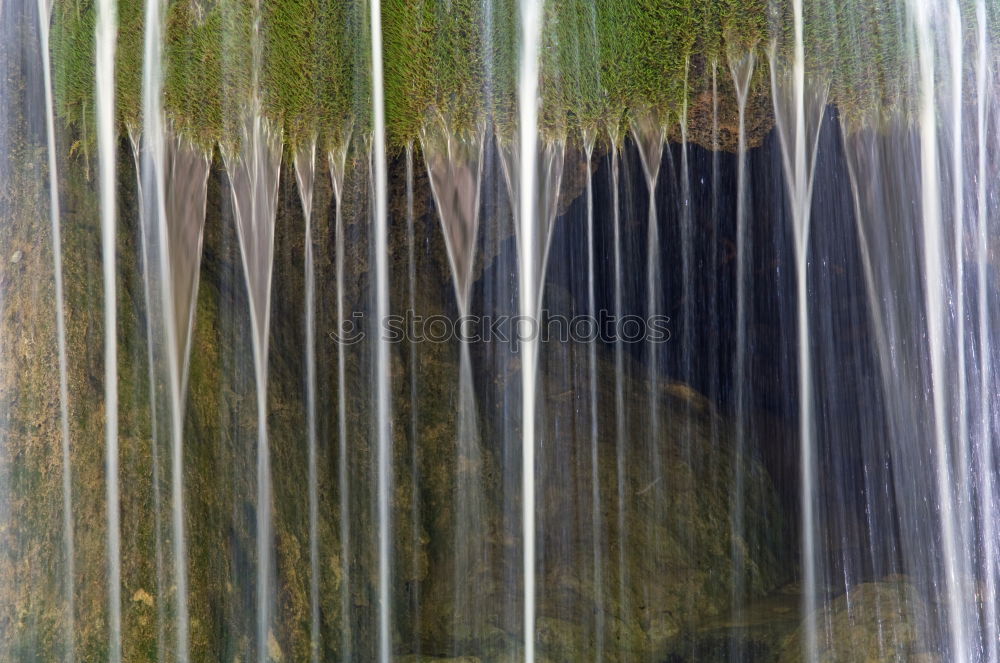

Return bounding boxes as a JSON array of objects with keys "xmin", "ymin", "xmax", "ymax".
[
  {"xmin": 94, "ymin": 0, "xmax": 120, "ymax": 656},
  {"xmin": 129, "ymin": 127, "xmax": 167, "ymax": 663},
  {"xmin": 422, "ymin": 118, "xmax": 488, "ymax": 648},
  {"xmin": 497, "ymin": 122, "xmax": 565, "ymax": 661},
  {"xmin": 677, "ymin": 83, "xmax": 693, "ymax": 407},
  {"xmin": 728, "ymin": 48, "xmax": 756, "ymax": 654},
  {"xmin": 974, "ymin": 3, "xmax": 998, "ymax": 660},
  {"xmin": 947, "ymin": 1, "xmax": 975, "ymax": 650},
  {"xmin": 947, "ymin": 0, "xmax": 968, "ymax": 483},
  {"xmin": 630, "ymin": 105, "xmax": 664, "ymax": 500},
  {"xmin": 222, "ymin": 112, "xmax": 282, "ymax": 663},
  {"xmin": 137, "ymin": 25, "xmax": 173, "ymax": 662},
  {"xmin": 768, "ymin": 15, "xmax": 828, "ymax": 653},
  {"xmin": 630, "ymin": 108, "xmax": 663, "ymax": 636},
  {"xmin": 835, "ymin": 3, "xmax": 1000, "ymax": 657},
  {"xmin": 911, "ymin": 1, "xmax": 968, "ymax": 659},
  {"xmin": 136, "ymin": 0, "xmax": 215, "ymax": 652},
  {"xmin": 328, "ymin": 134, "xmax": 351, "ymax": 662},
  {"xmin": 37, "ymin": 0, "xmax": 75, "ymax": 657},
  {"xmin": 131, "ymin": 125, "xmax": 211, "ymax": 663},
  {"xmin": 422, "ymin": 118, "xmax": 485, "ymax": 317},
  {"xmin": 369, "ymin": 0, "xmax": 393, "ymax": 657},
  {"xmin": 676, "ymin": 85, "xmax": 697, "ymax": 639},
  {"xmin": 581, "ymin": 127, "xmax": 603, "ymax": 661},
  {"xmin": 516, "ymin": 1, "xmax": 543, "ymax": 655},
  {"xmin": 607, "ymin": 122, "xmax": 627, "ymax": 655},
  {"xmin": 293, "ymin": 139, "xmax": 319, "ymax": 663},
  {"xmin": 710, "ymin": 49, "xmax": 722, "ymax": 613},
  {"xmin": 21, "ymin": 1, "xmax": 1000, "ymax": 661}
]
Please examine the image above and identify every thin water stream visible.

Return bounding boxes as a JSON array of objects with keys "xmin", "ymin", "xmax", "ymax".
[
  {"xmin": 222, "ymin": 111, "xmax": 282, "ymax": 663},
  {"xmin": 94, "ymin": 0, "xmax": 120, "ymax": 656},
  {"xmin": 293, "ymin": 139, "xmax": 319, "ymax": 663},
  {"xmin": 728, "ymin": 50, "xmax": 756, "ymax": 653},
  {"xmin": 328, "ymin": 136, "xmax": 351, "ymax": 662},
  {"xmin": 36, "ymin": 0, "xmax": 75, "ymax": 657}
]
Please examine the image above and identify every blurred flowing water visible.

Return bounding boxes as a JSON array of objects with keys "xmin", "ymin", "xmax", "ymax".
[{"xmin": 2, "ymin": 0, "xmax": 1000, "ymax": 661}]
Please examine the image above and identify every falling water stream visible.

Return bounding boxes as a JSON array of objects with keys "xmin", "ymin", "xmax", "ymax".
[
  {"xmin": 607, "ymin": 122, "xmax": 628, "ymax": 660},
  {"xmin": 911, "ymin": 2, "xmax": 967, "ymax": 658},
  {"xmin": 369, "ymin": 0, "xmax": 392, "ymax": 657},
  {"xmin": 293, "ymin": 140, "xmax": 319, "ymax": 663},
  {"xmin": 136, "ymin": 0, "xmax": 214, "ymax": 653},
  {"xmin": 223, "ymin": 111, "xmax": 282, "ymax": 663},
  {"xmin": 974, "ymin": 4, "xmax": 998, "ymax": 660},
  {"xmin": 328, "ymin": 134, "xmax": 351, "ymax": 662},
  {"xmin": 516, "ymin": 2, "xmax": 543, "ymax": 656},
  {"xmin": 422, "ymin": 117, "xmax": 488, "ymax": 647},
  {"xmin": 630, "ymin": 109, "xmax": 664, "ymax": 645},
  {"xmin": 94, "ymin": 0, "xmax": 120, "ymax": 657},
  {"xmin": 36, "ymin": 0, "xmax": 75, "ymax": 657},
  {"xmin": 129, "ymin": 125, "xmax": 167, "ymax": 663},
  {"xmin": 581, "ymin": 127, "xmax": 603, "ymax": 661},
  {"xmin": 769, "ymin": 18, "xmax": 828, "ymax": 655},
  {"xmin": 630, "ymin": 111, "xmax": 664, "ymax": 528},
  {"xmin": 728, "ymin": 49, "xmax": 756, "ymax": 652}
]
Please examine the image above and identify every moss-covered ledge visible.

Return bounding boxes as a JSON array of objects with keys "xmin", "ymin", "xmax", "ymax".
[
  {"xmin": 52, "ymin": 0, "xmax": 774, "ymax": 156},
  {"xmin": 51, "ymin": 0, "xmax": 1000, "ymax": 158}
]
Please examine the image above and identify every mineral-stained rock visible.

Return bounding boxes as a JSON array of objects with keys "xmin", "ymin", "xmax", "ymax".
[
  {"xmin": 777, "ymin": 579, "xmax": 938, "ymax": 663},
  {"xmin": 664, "ymin": 585, "xmax": 802, "ymax": 662}
]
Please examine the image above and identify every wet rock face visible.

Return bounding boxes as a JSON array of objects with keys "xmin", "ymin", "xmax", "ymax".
[
  {"xmin": 525, "ymin": 348, "xmax": 783, "ymax": 662},
  {"xmin": 777, "ymin": 579, "xmax": 937, "ymax": 663},
  {"xmin": 674, "ymin": 66, "xmax": 775, "ymax": 154},
  {"xmin": 664, "ymin": 586, "xmax": 802, "ymax": 662},
  {"xmin": 2, "ymin": 101, "xmax": 784, "ymax": 659}
]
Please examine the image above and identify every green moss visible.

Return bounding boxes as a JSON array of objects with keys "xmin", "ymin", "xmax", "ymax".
[
  {"xmin": 313, "ymin": 0, "xmax": 360, "ymax": 153},
  {"xmin": 52, "ymin": 0, "xmax": 95, "ymax": 152},
  {"xmin": 383, "ymin": 0, "xmax": 492, "ymax": 147},
  {"xmin": 163, "ymin": 1, "xmax": 225, "ymax": 151},
  {"xmin": 56, "ymin": 0, "xmax": 997, "ymax": 153},
  {"xmin": 261, "ymin": 0, "xmax": 318, "ymax": 149},
  {"xmin": 53, "ymin": 0, "xmax": 774, "ymax": 152},
  {"xmin": 116, "ymin": 0, "xmax": 143, "ymax": 131}
]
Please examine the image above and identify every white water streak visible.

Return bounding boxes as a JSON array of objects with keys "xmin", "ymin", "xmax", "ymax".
[
  {"xmin": 975, "ymin": 3, "xmax": 998, "ymax": 660},
  {"xmin": 728, "ymin": 49, "xmax": 756, "ymax": 651},
  {"xmin": 129, "ymin": 129, "xmax": 167, "ymax": 663},
  {"xmin": 945, "ymin": 11, "xmax": 973, "ymax": 622},
  {"xmin": 139, "ymin": 0, "xmax": 198, "ymax": 653},
  {"xmin": 370, "ymin": 0, "xmax": 393, "ymax": 657},
  {"xmin": 38, "ymin": 0, "xmax": 75, "ymax": 657},
  {"xmin": 582, "ymin": 129, "xmax": 604, "ymax": 662},
  {"xmin": 607, "ymin": 127, "xmax": 627, "ymax": 650},
  {"xmin": 294, "ymin": 140, "xmax": 320, "ymax": 663},
  {"xmin": 768, "ymin": 10, "xmax": 828, "ymax": 656},
  {"xmin": 132, "ymin": 125, "xmax": 209, "ymax": 663},
  {"xmin": 787, "ymin": 30, "xmax": 813, "ymax": 658},
  {"xmin": 223, "ymin": 112, "xmax": 282, "ymax": 663},
  {"xmin": 517, "ymin": 2, "xmax": 543, "ymax": 657},
  {"xmin": 422, "ymin": 117, "xmax": 488, "ymax": 643},
  {"xmin": 630, "ymin": 114, "xmax": 664, "ymax": 544},
  {"xmin": 95, "ymin": 0, "xmax": 120, "ymax": 657},
  {"xmin": 421, "ymin": 117, "xmax": 485, "ymax": 317},
  {"xmin": 328, "ymin": 138, "xmax": 351, "ymax": 662},
  {"xmin": 911, "ymin": 2, "xmax": 968, "ymax": 659}
]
